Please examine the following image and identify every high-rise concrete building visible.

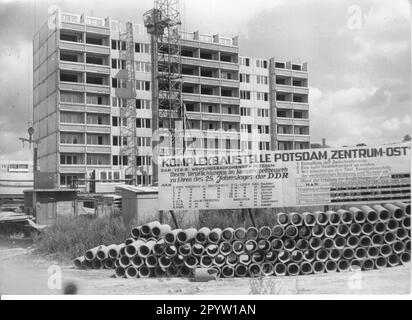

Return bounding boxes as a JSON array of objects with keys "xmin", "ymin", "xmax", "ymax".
[{"xmin": 32, "ymin": 10, "xmax": 310, "ymax": 191}]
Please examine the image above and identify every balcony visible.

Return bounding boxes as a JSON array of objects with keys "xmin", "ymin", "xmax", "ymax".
[
  {"xmin": 274, "ymin": 68, "xmax": 309, "ymax": 79},
  {"xmin": 294, "ymin": 135, "xmax": 311, "ymax": 143},
  {"xmin": 86, "ymin": 44, "xmax": 110, "ymax": 55},
  {"xmin": 276, "ymin": 101, "xmax": 309, "ymax": 110},
  {"xmin": 276, "ymin": 118, "xmax": 294, "ymax": 126},
  {"xmin": 60, "ymin": 61, "xmax": 110, "ymax": 75},
  {"xmin": 276, "ymin": 134, "xmax": 295, "ymax": 142}
]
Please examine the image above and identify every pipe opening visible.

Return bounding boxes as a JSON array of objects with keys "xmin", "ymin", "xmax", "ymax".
[
  {"xmin": 201, "ymin": 255, "xmax": 213, "ymax": 267},
  {"xmin": 126, "ymin": 267, "xmax": 138, "ymax": 278},
  {"xmin": 384, "ymin": 232, "xmax": 396, "ymax": 244},
  {"xmin": 179, "ymin": 266, "xmax": 192, "ymax": 277},
  {"xmin": 192, "ymin": 244, "xmax": 204, "ymax": 256},
  {"xmin": 271, "ymin": 239, "xmax": 283, "ymax": 250},
  {"xmin": 258, "ymin": 240, "xmax": 270, "ymax": 251},
  {"xmin": 233, "ymin": 241, "xmax": 245, "ymax": 254},
  {"xmin": 108, "ymin": 249, "xmax": 119, "ymax": 259},
  {"xmin": 393, "ymin": 208, "xmax": 404, "ymax": 220},
  {"xmin": 278, "ymin": 251, "xmax": 290, "ymax": 263},
  {"xmin": 367, "ymin": 211, "xmax": 378, "ymax": 223},
  {"xmin": 338, "ymin": 224, "xmax": 349, "ymax": 236},
  {"xmin": 115, "ymin": 266, "xmax": 125, "ymax": 278},
  {"xmin": 309, "ymin": 237, "xmax": 322, "ymax": 250},
  {"xmin": 140, "ymin": 225, "xmax": 151, "ymax": 236},
  {"xmin": 323, "ymin": 238, "xmax": 334, "ymax": 249},
  {"xmin": 177, "ymin": 232, "xmax": 188, "ymax": 243},
  {"xmin": 132, "ymin": 256, "xmax": 144, "ymax": 268},
  {"xmin": 85, "ymin": 251, "xmax": 95, "ymax": 261},
  {"xmin": 313, "ymin": 261, "xmax": 325, "ymax": 273},
  {"xmin": 372, "ymin": 234, "xmax": 384, "ymax": 246},
  {"xmin": 362, "ymin": 223, "xmax": 374, "ymax": 236},
  {"xmin": 380, "ymin": 244, "xmax": 392, "ymax": 257},
  {"xmin": 166, "ymin": 265, "xmax": 179, "ymax": 277},
  {"xmin": 350, "ymin": 224, "xmax": 361, "ymax": 235},
  {"xmin": 347, "ymin": 236, "xmax": 360, "ymax": 248},
  {"xmin": 402, "ymin": 217, "xmax": 410, "ymax": 229},
  {"xmin": 374, "ymin": 222, "xmax": 387, "ymax": 234},
  {"xmin": 388, "ymin": 254, "xmax": 400, "ymax": 267},
  {"xmin": 401, "ymin": 252, "xmax": 411, "ymax": 264},
  {"xmin": 325, "ymin": 225, "xmax": 337, "ymax": 237},
  {"xmin": 234, "ymin": 228, "xmax": 246, "ymax": 240},
  {"xmin": 124, "ymin": 238, "xmax": 134, "ymax": 245},
  {"xmin": 393, "ymin": 241, "xmax": 405, "ymax": 254},
  {"xmin": 406, "ymin": 240, "xmax": 411, "ymax": 251},
  {"xmin": 227, "ymin": 253, "xmax": 239, "ymax": 265},
  {"xmin": 387, "ymin": 219, "xmax": 399, "ymax": 231},
  {"xmin": 154, "ymin": 266, "xmax": 166, "ymax": 277},
  {"xmin": 262, "ymin": 263, "xmax": 274, "ymax": 276},
  {"xmin": 151, "ymin": 227, "xmax": 161, "ymax": 237},
  {"xmin": 222, "ymin": 229, "xmax": 234, "ymax": 241},
  {"xmin": 287, "ymin": 263, "xmax": 300, "ymax": 276},
  {"xmin": 316, "ymin": 249, "xmax": 329, "ymax": 262},
  {"xmin": 184, "ymin": 255, "xmax": 198, "ymax": 268},
  {"xmin": 208, "ymin": 232, "xmax": 220, "ymax": 243},
  {"xmin": 379, "ymin": 210, "xmax": 390, "ymax": 221},
  {"xmin": 299, "ymin": 226, "xmax": 311, "ymax": 238},
  {"xmin": 146, "ymin": 255, "xmax": 158, "ymax": 267},
  {"xmin": 284, "ymin": 239, "xmax": 296, "ymax": 251},
  {"xmin": 238, "ymin": 254, "xmax": 251, "ymax": 265},
  {"xmin": 304, "ymin": 214, "xmax": 316, "ymax": 226},
  {"xmin": 206, "ymin": 244, "xmax": 219, "ymax": 257},
  {"xmin": 362, "ymin": 259, "xmax": 374, "ymax": 271},
  {"xmin": 342, "ymin": 212, "xmax": 353, "ymax": 223},
  {"xmin": 222, "ymin": 266, "xmax": 235, "ymax": 278},
  {"xmin": 277, "ymin": 213, "xmax": 289, "ymax": 225},
  {"xmin": 291, "ymin": 213, "xmax": 303, "ymax": 225},
  {"xmin": 304, "ymin": 249, "xmax": 316, "ymax": 262},
  {"xmin": 265, "ymin": 251, "xmax": 277, "ymax": 262},
  {"xmin": 195, "ymin": 233, "xmax": 207, "ymax": 243},
  {"xmin": 125, "ymin": 246, "xmax": 137, "ymax": 258},
  {"xmin": 165, "ymin": 233, "xmax": 175, "ymax": 244},
  {"xmin": 246, "ymin": 227, "xmax": 259, "ymax": 240},
  {"xmin": 355, "ymin": 247, "xmax": 367, "ymax": 259},
  {"xmin": 350, "ymin": 260, "xmax": 361, "ymax": 271},
  {"xmin": 259, "ymin": 226, "xmax": 272, "ymax": 239},
  {"xmin": 329, "ymin": 213, "xmax": 341, "ymax": 224},
  {"xmin": 329, "ymin": 249, "xmax": 342, "ymax": 261},
  {"xmin": 173, "ymin": 255, "xmax": 185, "ymax": 266},
  {"xmin": 360, "ymin": 236, "xmax": 372, "ymax": 247},
  {"xmin": 165, "ymin": 245, "xmax": 177, "ymax": 257},
  {"xmin": 326, "ymin": 261, "xmax": 337, "ymax": 272},
  {"xmin": 179, "ymin": 244, "xmax": 191, "ymax": 256},
  {"xmin": 251, "ymin": 252, "xmax": 264, "ymax": 263},
  {"xmin": 291, "ymin": 250, "xmax": 303, "ymax": 263},
  {"xmin": 396, "ymin": 228, "xmax": 408, "ymax": 240},
  {"xmin": 338, "ymin": 260, "xmax": 350, "ymax": 272},
  {"xmin": 368, "ymin": 246, "xmax": 380, "ymax": 258},
  {"xmin": 296, "ymin": 239, "xmax": 309, "ymax": 250},
  {"xmin": 119, "ymin": 256, "xmax": 131, "ymax": 268},
  {"xmin": 334, "ymin": 236, "xmax": 346, "ymax": 249},
  {"xmin": 154, "ymin": 244, "xmax": 165, "ymax": 256},
  {"xmin": 139, "ymin": 245, "xmax": 151, "ymax": 257},
  {"xmin": 159, "ymin": 256, "xmax": 171, "ymax": 268},
  {"xmin": 272, "ymin": 225, "xmax": 284, "ymax": 238},
  {"xmin": 376, "ymin": 257, "xmax": 387, "ymax": 269},
  {"xmin": 312, "ymin": 225, "xmax": 324, "ymax": 237},
  {"xmin": 235, "ymin": 265, "xmax": 248, "ymax": 277},
  {"xmin": 131, "ymin": 228, "xmax": 140, "ymax": 239},
  {"xmin": 214, "ymin": 254, "xmax": 226, "ymax": 266},
  {"xmin": 245, "ymin": 240, "xmax": 257, "ymax": 252},
  {"xmin": 317, "ymin": 212, "xmax": 328, "ymax": 225},
  {"xmin": 354, "ymin": 211, "xmax": 366, "ymax": 223},
  {"xmin": 301, "ymin": 262, "xmax": 313, "ymax": 274},
  {"xmin": 275, "ymin": 263, "xmax": 287, "ymax": 275},
  {"xmin": 343, "ymin": 248, "xmax": 354, "ymax": 259},
  {"xmin": 92, "ymin": 259, "xmax": 102, "ymax": 269},
  {"xmin": 73, "ymin": 258, "xmax": 83, "ymax": 269}
]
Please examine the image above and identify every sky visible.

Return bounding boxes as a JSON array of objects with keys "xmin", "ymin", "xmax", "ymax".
[{"xmin": 0, "ymin": 0, "xmax": 410, "ymax": 160}]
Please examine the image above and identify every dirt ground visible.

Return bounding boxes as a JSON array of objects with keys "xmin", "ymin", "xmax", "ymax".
[{"xmin": 0, "ymin": 240, "xmax": 410, "ymax": 296}]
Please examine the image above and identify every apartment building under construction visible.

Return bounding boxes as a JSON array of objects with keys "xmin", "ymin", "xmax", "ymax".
[{"xmin": 32, "ymin": 10, "xmax": 310, "ymax": 191}]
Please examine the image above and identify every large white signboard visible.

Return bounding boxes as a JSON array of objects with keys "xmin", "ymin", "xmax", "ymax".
[{"xmin": 158, "ymin": 144, "xmax": 411, "ymax": 211}]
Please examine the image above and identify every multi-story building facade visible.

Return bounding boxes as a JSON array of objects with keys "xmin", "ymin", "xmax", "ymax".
[{"xmin": 33, "ymin": 10, "xmax": 310, "ymax": 191}]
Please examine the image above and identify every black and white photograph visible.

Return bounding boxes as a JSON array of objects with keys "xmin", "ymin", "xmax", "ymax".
[{"xmin": 0, "ymin": 0, "xmax": 411, "ymax": 301}]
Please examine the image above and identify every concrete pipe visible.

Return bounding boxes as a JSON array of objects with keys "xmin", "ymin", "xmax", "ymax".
[
  {"xmin": 165, "ymin": 245, "xmax": 178, "ymax": 257},
  {"xmin": 400, "ymin": 252, "xmax": 411, "ymax": 265},
  {"xmin": 131, "ymin": 226, "xmax": 141, "ymax": 239},
  {"xmin": 85, "ymin": 245, "xmax": 105, "ymax": 261},
  {"xmin": 265, "ymin": 250, "xmax": 278, "ymax": 263},
  {"xmin": 285, "ymin": 225, "xmax": 299, "ymax": 239},
  {"xmin": 222, "ymin": 227, "xmax": 235, "ymax": 241},
  {"xmin": 209, "ymin": 266, "xmax": 221, "ymax": 278},
  {"xmin": 384, "ymin": 204, "xmax": 405, "ymax": 221},
  {"xmin": 271, "ymin": 239, "xmax": 284, "ymax": 251},
  {"xmin": 200, "ymin": 255, "xmax": 214, "ymax": 268},
  {"xmin": 259, "ymin": 226, "xmax": 272, "ymax": 239},
  {"xmin": 222, "ymin": 265, "xmax": 235, "ymax": 278},
  {"xmin": 296, "ymin": 239, "xmax": 309, "ymax": 251},
  {"xmin": 141, "ymin": 221, "xmax": 161, "ymax": 238},
  {"xmin": 246, "ymin": 227, "xmax": 259, "ymax": 240},
  {"xmin": 325, "ymin": 260, "xmax": 338, "ymax": 273},
  {"xmin": 119, "ymin": 246, "xmax": 126, "ymax": 256},
  {"xmin": 368, "ymin": 246, "xmax": 380, "ymax": 258},
  {"xmin": 291, "ymin": 250, "xmax": 304, "ymax": 264},
  {"xmin": 373, "ymin": 205, "xmax": 391, "ymax": 222},
  {"xmin": 402, "ymin": 217, "xmax": 411, "ymax": 229},
  {"xmin": 226, "ymin": 252, "xmax": 239, "ymax": 266},
  {"xmin": 272, "ymin": 225, "xmax": 285, "ymax": 238},
  {"xmin": 343, "ymin": 247, "xmax": 355, "ymax": 260},
  {"xmin": 349, "ymin": 223, "xmax": 362, "ymax": 236},
  {"xmin": 290, "ymin": 212, "xmax": 304, "ymax": 226},
  {"xmin": 146, "ymin": 254, "xmax": 158, "ymax": 268},
  {"xmin": 384, "ymin": 232, "xmax": 397, "ymax": 245},
  {"xmin": 298, "ymin": 226, "xmax": 311, "ymax": 239},
  {"xmin": 316, "ymin": 249, "xmax": 329, "ymax": 262},
  {"xmin": 284, "ymin": 239, "xmax": 296, "ymax": 252},
  {"xmin": 184, "ymin": 255, "xmax": 199, "ymax": 269},
  {"xmin": 337, "ymin": 260, "xmax": 351, "ymax": 272},
  {"xmin": 113, "ymin": 259, "xmax": 120, "ymax": 268},
  {"xmin": 208, "ymin": 228, "xmax": 223, "ymax": 244},
  {"xmin": 138, "ymin": 240, "xmax": 156, "ymax": 258},
  {"xmin": 338, "ymin": 209, "xmax": 353, "ymax": 224},
  {"xmin": 108, "ymin": 244, "xmax": 125, "ymax": 260},
  {"xmin": 119, "ymin": 255, "xmax": 131, "ymax": 268},
  {"xmin": 287, "ymin": 263, "xmax": 300, "ymax": 276},
  {"xmin": 232, "ymin": 240, "xmax": 246, "ymax": 255},
  {"xmin": 92, "ymin": 259, "xmax": 103, "ymax": 270},
  {"xmin": 165, "ymin": 229, "xmax": 181, "ymax": 245},
  {"xmin": 325, "ymin": 225, "xmax": 338, "ymax": 238},
  {"xmin": 312, "ymin": 261, "xmax": 325, "ymax": 274},
  {"xmin": 125, "ymin": 240, "xmax": 146, "ymax": 258},
  {"xmin": 258, "ymin": 239, "xmax": 271, "ymax": 252},
  {"xmin": 347, "ymin": 235, "xmax": 360, "ymax": 248},
  {"xmin": 359, "ymin": 235, "xmax": 372, "ymax": 247},
  {"xmin": 152, "ymin": 224, "xmax": 172, "ymax": 238},
  {"xmin": 131, "ymin": 256, "xmax": 144, "ymax": 268},
  {"xmin": 192, "ymin": 244, "xmax": 205, "ymax": 257},
  {"xmin": 105, "ymin": 259, "xmax": 116, "ymax": 270},
  {"xmin": 392, "ymin": 241, "xmax": 406, "ymax": 255},
  {"xmin": 395, "ymin": 202, "xmax": 411, "ymax": 216},
  {"xmin": 322, "ymin": 238, "xmax": 335, "ymax": 250},
  {"xmin": 154, "ymin": 266, "xmax": 166, "ymax": 278},
  {"xmin": 406, "ymin": 239, "xmax": 411, "ymax": 252},
  {"xmin": 303, "ymin": 212, "xmax": 317, "ymax": 227},
  {"xmin": 178, "ymin": 266, "xmax": 193, "ymax": 278},
  {"xmin": 361, "ymin": 223, "xmax": 374, "ymax": 237},
  {"xmin": 245, "ymin": 240, "xmax": 258, "ymax": 253},
  {"xmin": 238, "ymin": 253, "xmax": 251, "ymax": 266},
  {"xmin": 361, "ymin": 206, "xmax": 379, "ymax": 224},
  {"xmin": 362, "ymin": 259, "xmax": 375, "ymax": 271},
  {"xmin": 138, "ymin": 265, "xmax": 152, "ymax": 278},
  {"xmin": 195, "ymin": 227, "xmax": 211, "ymax": 244},
  {"xmin": 396, "ymin": 228, "xmax": 409, "ymax": 241},
  {"xmin": 153, "ymin": 239, "xmax": 166, "ymax": 257},
  {"xmin": 372, "ymin": 234, "xmax": 384, "ymax": 246},
  {"xmin": 329, "ymin": 248, "xmax": 342, "ymax": 261},
  {"xmin": 177, "ymin": 228, "xmax": 198, "ymax": 244},
  {"xmin": 337, "ymin": 224, "xmax": 350, "ymax": 237},
  {"xmin": 373, "ymin": 222, "xmax": 387, "ymax": 235},
  {"xmin": 235, "ymin": 264, "xmax": 248, "ymax": 277},
  {"xmin": 213, "ymin": 254, "xmax": 226, "ymax": 267},
  {"xmin": 159, "ymin": 255, "xmax": 172, "ymax": 269},
  {"xmin": 83, "ymin": 259, "xmax": 93, "ymax": 269},
  {"xmin": 248, "ymin": 263, "xmax": 262, "ymax": 277},
  {"xmin": 206, "ymin": 244, "xmax": 219, "ymax": 257},
  {"xmin": 350, "ymin": 207, "xmax": 367, "ymax": 224},
  {"xmin": 219, "ymin": 241, "xmax": 232, "ymax": 256},
  {"xmin": 355, "ymin": 247, "xmax": 368, "ymax": 259},
  {"xmin": 314, "ymin": 211, "xmax": 328, "ymax": 226},
  {"xmin": 375, "ymin": 256, "xmax": 388, "ymax": 269},
  {"xmin": 166, "ymin": 265, "xmax": 179, "ymax": 277},
  {"xmin": 277, "ymin": 212, "xmax": 290, "ymax": 226},
  {"xmin": 178, "ymin": 243, "xmax": 192, "ymax": 257},
  {"xmin": 250, "ymin": 251, "xmax": 264, "ymax": 264},
  {"xmin": 125, "ymin": 266, "xmax": 138, "ymax": 279},
  {"xmin": 173, "ymin": 254, "xmax": 185, "ymax": 267},
  {"xmin": 278, "ymin": 250, "xmax": 290, "ymax": 263},
  {"xmin": 350, "ymin": 259, "xmax": 362, "ymax": 272},
  {"xmin": 388, "ymin": 254, "xmax": 400, "ymax": 267},
  {"xmin": 300, "ymin": 261, "xmax": 313, "ymax": 275},
  {"xmin": 274, "ymin": 263, "xmax": 287, "ymax": 276},
  {"xmin": 124, "ymin": 238, "xmax": 135, "ymax": 246},
  {"xmin": 312, "ymin": 225, "xmax": 325, "ymax": 238},
  {"xmin": 115, "ymin": 266, "xmax": 126, "ymax": 278},
  {"xmin": 327, "ymin": 211, "xmax": 341, "ymax": 225},
  {"xmin": 386, "ymin": 219, "xmax": 399, "ymax": 232},
  {"xmin": 380, "ymin": 244, "xmax": 393, "ymax": 258},
  {"xmin": 73, "ymin": 256, "xmax": 85, "ymax": 269},
  {"xmin": 234, "ymin": 227, "xmax": 247, "ymax": 241},
  {"xmin": 334, "ymin": 236, "xmax": 347, "ymax": 249},
  {"xmin": 309, "ymin": 237, "xmax": 322, "ymax": 251},
  {"xmin": 303, "ymin": 249, "xmax": 316, "ymax": 263}
]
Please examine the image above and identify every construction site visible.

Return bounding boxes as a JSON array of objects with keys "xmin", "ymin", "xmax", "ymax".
[{"xmin": 0, "ymin": 0, "xmax": 411, "ymax": 296}]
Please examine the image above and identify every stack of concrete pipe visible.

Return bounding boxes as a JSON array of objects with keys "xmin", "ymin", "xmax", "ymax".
[{"xmin": 73, "ymin": 203, "xmax": 410, "ymax": 278}]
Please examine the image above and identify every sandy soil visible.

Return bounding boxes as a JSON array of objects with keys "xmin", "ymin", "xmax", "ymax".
[{"xmin": 0, "ymin": 241, "xmax": 410, "ymax": 296}]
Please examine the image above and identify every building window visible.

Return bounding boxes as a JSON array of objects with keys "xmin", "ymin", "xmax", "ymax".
[
  {"xmin": 256, "ymin": 75, "xmax": 268, "ymax": 85},
  {"xmin": 136, "ymin": 80, "xmax": 150, "ymax": 91},
  {"xmin": 87, "ymin": 134, "xmax": 109, "ymax": 145},
  {"xmin": 257, "ymin": 108, "xmax": 269, "ymax": 117},
  {"xmin": 240, "ymin": 74, "xmax": 250, "ymax": 83},
  {"xmin": 111, "ymin": 59, "xmax": 126, "ymax": 70},
  {"xmin": 111, "ymin": 40, "xmax": 126, "ymax": 51},
  {"xmin": 240, "ymin": 91, "xmax": 251, "ymax": 100},
  {"xmin": 240, "ymin": 57, "xmax": 250, "ymax": 67},
  {"xmin": 112, "ymin": 78, "xmax": 127, "ymax": 88},
  {"xmin": 259, "ymin": 142, "xmax": 270, "ymax": 151},
  {"xmin": 137, "ymin": 137, "xmax": 151, "ymax": 147},
  {"xmin": 136, "ymin": 99, "xmax": 151, "ymax": 109},
  {"xmin": 135, "ymin": 62, "xmax": 151, "ymax": 73},
  {"xmin": 60, "ymin": 112, "xmax": 84, "ymax": 124},
  {"xmin": 87, "ymin": 154, "xmax": 110, "ymax": 165},
  {"xmin": 256, "ymin": 92, "xmax": 269, "ymax": 101},
  {"xmin": 60, "ymin": 133, "xmax": 84, "ymax": 144},
  {"xmin": 135, "ymin": 43, "xmax": 150, "ymax": 53},
  {"xmin": 240, "ymin": 107, "xmax": 251, "ymax": 116},
  {"xmin": 60, "ymin": 154, "xmax": 83, "ymax": 165},
  {"xmin": 258, "ymin": 125, "xmax": 270, "ymax": 134}
]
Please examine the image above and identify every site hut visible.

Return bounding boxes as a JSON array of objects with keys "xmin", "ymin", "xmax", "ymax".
[{"xmin": 32, "ymin": 9, "xmax": 311, "ymax": 192}]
